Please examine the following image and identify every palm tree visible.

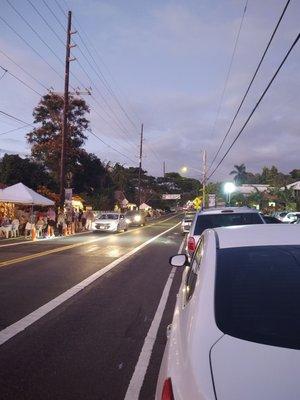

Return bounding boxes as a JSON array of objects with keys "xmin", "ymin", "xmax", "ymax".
[{"xmin": 230, "ymin": 164, "xmax": 247, "ymax": 185}]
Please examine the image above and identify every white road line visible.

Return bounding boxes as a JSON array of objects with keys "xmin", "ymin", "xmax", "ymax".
[
  {"xmin": 124, "ymin": 236, "xmax": 186, "ymax": 400},
  {"xmin": 0, "ymin": 222, "xmax": 180, "ymax": 346}
]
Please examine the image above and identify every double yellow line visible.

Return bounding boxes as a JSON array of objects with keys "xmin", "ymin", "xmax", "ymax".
[{"xmin": 0, "ymin": 241, "xmax": 89, "ymax": 268}]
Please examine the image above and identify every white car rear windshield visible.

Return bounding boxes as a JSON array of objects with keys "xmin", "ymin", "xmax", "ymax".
[
  {"xmin": 194, "ymin": 213, "xmax": 263, "ymax": 235},
  {"xmin": 215, "ymin": 245, "xmax": 300, "ymax": 350}
]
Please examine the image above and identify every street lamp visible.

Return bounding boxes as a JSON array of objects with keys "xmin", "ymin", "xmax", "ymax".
[
  {"xmin": 180, "ymin": 164, "xmax": 206, "ymax": 208},
  {"xmin": 224, "ymin": 182, "xmax": 236, "ymax": 205}
]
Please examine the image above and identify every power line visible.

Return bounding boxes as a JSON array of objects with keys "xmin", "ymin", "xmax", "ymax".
[
  {"xmin": 0, "ymin": 124, "xmax": 32, "ymax": 136},
  {"xmin": 208, "ymin": 0, "xmax": 248, "ymax": 146},
  {"xmin": 26, "ymin": 0, "xmax": 65, "ymax": 46},
  {"xmin": 0, "ymin": 65, "xmax": 42, "ymax": 96},
  {"xmin": 0, "ymin": 110, "xmax": 34, "ymax": 126},
  {"xmin": 6, "ymin": 0, "xmax": 65, "ymax": 66},
  {"xmin": 87, "ymin": 128, "xmax": 136, "ymax": 164},
  {"xmin": 35, "ymin": 0, "xmax": 137, "ymax": 143},
  {"xmin": 88, "ymin": 101, "xmax": 139, "ymax": 156},
  {"xmin": 73, "ymin": 55, "xmax": 139, "ymax": 146},
  {"xmin": 58, "ymin": 0, "xmax": 141, "ymax": 133},
  {"xmin": 207, "ymin": 32, "xmax": 300, "ymax": 181},
  {"xmin": 208, "ymin": 0, "xmax": 291, "ymax": 172},
  {"xmin": 41, "ymin": 0, "xmax": 66, "ymax": 32},
  {"xmin": 76, "ymin": 34, "xmax": 140, "ymax": 132},
  {"xmin": 0, "ymin": 48, "xmax": 49, "ymax": 91},
  {"xmin": 0, "ymin": 15, "xmax": 64, "ymax": 82},
  {"xmin": 0, "ymin": 68, "xmax": 7, "ymax": 81}
]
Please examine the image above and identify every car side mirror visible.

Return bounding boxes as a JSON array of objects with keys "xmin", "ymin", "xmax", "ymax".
[{"xmin": 169, "ymin": 254, "xmax": 189, "ymax": 267}]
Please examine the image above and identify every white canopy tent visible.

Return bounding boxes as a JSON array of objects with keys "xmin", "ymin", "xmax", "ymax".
[
  {"xmin": 139, "ymin": 203, "xmax": 152, "ymax": 210},
  {"xmin": 0, "ymin": 183, "xmax": 54, "ymax": 206}
]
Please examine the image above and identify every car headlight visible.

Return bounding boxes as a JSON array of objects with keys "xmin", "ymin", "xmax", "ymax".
[
  {"xmin": 125, "ymin": 218, "xmax": 131, "ymax": 224},
  {"xmin": 134, "ymin": 215, "xmax": 141, "ymax": 222}
]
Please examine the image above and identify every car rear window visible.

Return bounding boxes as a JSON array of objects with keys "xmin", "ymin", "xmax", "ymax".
[
  {"xmin": 100, "ymin": 214, "xmax": 118, "ymax": 220},
  {"xmin": 215, "ymin": 245, "xmax": 300, "ymax": 350},
  {"xmin": 194, "ymin": 212, "xmax": 262, "ymax": 235}
]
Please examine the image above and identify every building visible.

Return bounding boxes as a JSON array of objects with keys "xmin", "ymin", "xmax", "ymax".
[{"xmin": 235, "ymin": 184, "xmax": 270, "ymax": 195}]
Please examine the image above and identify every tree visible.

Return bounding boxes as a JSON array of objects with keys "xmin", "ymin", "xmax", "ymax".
[
  {"xmin": 27, "ymin": 93, "xmax": 90, "ymax": 185},
  {"xmin": 111, "ymin": 163, "xmax": 129, "ymax": 192},
  {"xmin": 230, "ymin": 164, "xmax": 247, "ymax": 185},
  {"xmin": 72, "ymin": 151, "xmax": 112, "ymax": 194},
  {"xmin": 289, "ymin": 169, "xmax": 300, "ymax": 181},
  {"xmin": 0, "ymin": 153, "xmax": 54, "ymax": 190}
]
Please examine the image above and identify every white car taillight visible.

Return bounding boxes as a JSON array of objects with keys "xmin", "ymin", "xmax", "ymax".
[
  {"xmin": 188, "ymin": 236, "xmax": 196, "ymax": 253},
  {"xmin": 161, "ymin": 378, "xmax": 174, "ymax": 400}
]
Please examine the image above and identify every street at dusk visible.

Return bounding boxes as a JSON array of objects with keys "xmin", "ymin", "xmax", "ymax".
[
  {"xmin": 1, "ymin": 0, "xmax": 300, "ymax": 399},
  {"xmin": 0, "ymin": 214, "xmax": 183, "ymax": 400}
]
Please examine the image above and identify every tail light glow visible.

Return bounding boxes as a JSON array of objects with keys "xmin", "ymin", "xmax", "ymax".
[
  {"xmin": 188, "ymin": 236, "xmax": 196, "ymax": 253},
  {"xmin": 161, "ymin": 378, "xmax": 174, "ymax": 400}
]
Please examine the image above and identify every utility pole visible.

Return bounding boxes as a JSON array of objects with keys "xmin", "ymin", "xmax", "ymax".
[
  {"xmin": 163, "ymin": 161, "xmax": 166, "ymax": 177},
  {"xmin": 138, "ymin": 123, "xmax": 144, "ymax": 208},
  {"xmin": 59, "ymin": 11, "xmax": 76, "ymax": 207},
  {"xmin": 202, "ymin": 149, "xmax": 207, "ymax": 209}
]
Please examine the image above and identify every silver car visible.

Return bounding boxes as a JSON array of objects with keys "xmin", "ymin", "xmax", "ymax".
[{"xmin": 92, "ymin": 212, "xmax": 128, "ymax": 233}]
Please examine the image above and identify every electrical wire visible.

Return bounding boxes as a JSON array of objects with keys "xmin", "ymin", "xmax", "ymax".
[
  {"xmin": 41, "ymin": 0, "xmax": 66, "ymax": 32},
  {"xmin": 0, "ymin": 68, "xmax": 7, "ymax": 81},
  {"xmin": 76, "ymin": 59, "xmax": 139, "ymax": 147},
  {"xmin": 0, "ymin": 110, "xmax": 34, "ymax": 126},
  {"xmin": 0, "ymin": 48, "xmax": 49, "ymax": 91},
  {"xmin": 6, "ymin": 0, "xmax": 64, "ymax": 66},
  {"xmin": 0, "ymin": 15, "xmax": 64, "ymax": 82},
  {"xmin": 34, "ymin": 0, "xmax": 137, "ymax": 145},
  {"xmin": 60, "ymin": 0, "xmax": 162, "ymax": 164},
  {"xmin": 208, "ymin": 0, "xmax": 291, "ymax": 172},
  {"xmin": 208, "ymin": 0, "xmax": 248, "ymax": 146},
  {"xmin": 26, "ymin": 0, "xmax": 65, "ymax": 46},
  {"xmin": 0, "ymin": 65, "xmax": 42, "ymax": 96},
  {"xmin": 207, "ymin": 32, "xmax": 300, "ymax": 181},
  {"xmin": 87, "ymin": 128, "xmax": 136, "ymax": 164},
  {"xmin": 0, "ymin": 124, "xmax": 32, "ymax": 136},
  {"xmin": 58, "ymin": 0, "xmax": 141, "ymax": 134}
]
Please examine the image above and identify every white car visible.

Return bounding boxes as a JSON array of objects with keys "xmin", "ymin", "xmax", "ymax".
[
  {"xmin": 156, "ymin": 224, "xmax": 300, "ymax": 400},
  {"xmin": 186, "ymin": 207, "xmax": 265, "ymax": 256},
  {"xmin": 282, "ymin": 212, "xmax": 300, "ymax": 223},
  {"xmin": 180, "ymin": 211, "xmax": 196, "ymax": 234},
  {"xmin": 92, "ymin": 212, "xmax": 128, "ymax": 233}
]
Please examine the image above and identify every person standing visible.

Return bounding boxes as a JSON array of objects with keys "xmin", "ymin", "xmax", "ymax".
[
  {"xmin": 57, "ymin": 209, "xmax": 66, "ymax": 236},
  {"xmin": 85, "ymin": 209, "xmax": 94, "ymax": 231},
  {"xmin": 47, "ymin": 207, "xmax": 56, "ymax": 238}
]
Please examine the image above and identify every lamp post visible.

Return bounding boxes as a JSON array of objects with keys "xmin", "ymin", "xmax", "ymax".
[
  {"xmin": 224, "ymin": 182, "xmax": 236, "ymax": 205},
  {"xmin": 180, "ymin": 150, "xmax": 207, "ymax": 208}
]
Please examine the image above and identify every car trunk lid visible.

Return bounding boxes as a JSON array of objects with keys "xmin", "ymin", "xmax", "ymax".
[{"xmin": 210, "ymin": 335, "xmax": 300, "ymax": 400}]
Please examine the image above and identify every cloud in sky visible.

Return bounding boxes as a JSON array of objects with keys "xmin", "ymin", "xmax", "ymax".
[{"xmin": 0, "ymin": 0, "xmax": 299, "ymax": 181}]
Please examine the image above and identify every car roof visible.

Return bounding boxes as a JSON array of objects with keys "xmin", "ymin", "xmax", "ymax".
[
  {"xmin": 212, "ymin": 224, "xmax": 300, "ymax": 249},
  {"xmin": 196, "ymin": 206, "xmax": 259, "ymax": 216}
]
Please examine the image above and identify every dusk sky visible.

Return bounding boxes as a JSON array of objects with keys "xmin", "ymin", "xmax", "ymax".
[{"xmin": 0, "ymin": 0, "xmax": 299, "ymax": 181}]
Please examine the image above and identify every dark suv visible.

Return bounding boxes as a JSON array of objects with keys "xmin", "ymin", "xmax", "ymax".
[{"xmin": 125, "ymin": 210, "xmax": 147, "ymax": 227}]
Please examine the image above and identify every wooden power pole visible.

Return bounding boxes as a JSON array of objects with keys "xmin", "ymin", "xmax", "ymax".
[
  {"xmin": 59, "ymin": 11, "xmax": 74, "ymax": 207},
  {"xmin": 138, "ymin": 123, "xmax": 144, "ymax": 208}
]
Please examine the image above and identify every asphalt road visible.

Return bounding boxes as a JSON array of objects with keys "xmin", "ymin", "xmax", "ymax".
[{"xmin": 0, "ymin": 214, "xmax": 184, "ymax": 400}]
